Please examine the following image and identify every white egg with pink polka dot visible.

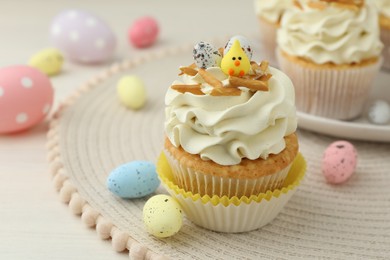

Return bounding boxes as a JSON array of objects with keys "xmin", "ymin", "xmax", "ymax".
[{"xmin": 0, "ymin": 65, "xmax": 54, "ymax": 134}]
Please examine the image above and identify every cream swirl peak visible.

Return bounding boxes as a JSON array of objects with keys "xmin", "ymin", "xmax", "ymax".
[
  {"xmin": 277, "ymin": 0, "xmax": 383, "ymax": 64},
  {"xmin": 165, "ymin": 65, "xmax": 297, "ymax": 166},
  {"xmin": 375, "ymin": 0, "xmax": 390, "ymax": 19},
  {"xmin": 254, "ymin": 0, "xmax": 293, "ymax": 24}
]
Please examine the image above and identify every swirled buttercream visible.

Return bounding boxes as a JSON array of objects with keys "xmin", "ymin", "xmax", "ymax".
[
  {"xmin": 254, "ymin": 0, "xmax": 293, "ymax": 24},
  {"xmin": 164, "ymin": 67, "xmax": 297, "ymax": 166},
  {"xmin": 375, "ymin": 0, "xmax": 390, "ymax": 18},
  {"xmin": 277, "ymin": 0, "xmax": 383, "ymax": 64}
]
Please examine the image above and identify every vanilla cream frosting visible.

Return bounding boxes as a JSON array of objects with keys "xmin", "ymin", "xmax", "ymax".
[
  {"xmin": 375, "ymin": 0, "xmax": 390, "ymax": 18},
  {"xmin": 164, "ymin": 67, "xmax": 297, "ymax": 166},
  {"xmin": 277, "ymin": 0, "xmax": 383, "ymax": 64},
  {"xmin": 254, "ymin": 0, "xmax": 293, "ymax": 24}
]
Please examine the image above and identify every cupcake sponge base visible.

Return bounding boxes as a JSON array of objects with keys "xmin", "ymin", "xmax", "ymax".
[{"xmin": 157, "ymin": 152, "xmax": 306, "ymax": 233}]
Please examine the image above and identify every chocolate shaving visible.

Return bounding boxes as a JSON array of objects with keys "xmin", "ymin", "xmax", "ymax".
[
  {"xmin": 259, "ymin": 61, "xmax": 269, "ymax": 71},
  {"xmin": 210, "ymin": 87, "xmax": 241, "ymax": 96},
  {"xmin": 179, "ymin": 66, "xmax": 198, "ymax": 76},
  {"xmin": 308, "ymin": 1, "xmax": 327, "ymax": 9},
  {"xmin": 218, "ymin": 47, "xmax": 224, "ymax": 56},
  {"xmin": 171, "ymin": 84, "xmax": 204, "ymax": 95},
  {"xmin": 293, "ymin": 0, "xmax": 304, "ymax": 10},
  {"xmin": 229, "ymin": 76, "xmax": 269, "ymax": 92},
  {"xmin": 198, "ymin": 68, "xmax": 223, "ymax": 88},
  {"xmin": 259, "ymin": 74, "xmax": 272, "ymax": 82}
]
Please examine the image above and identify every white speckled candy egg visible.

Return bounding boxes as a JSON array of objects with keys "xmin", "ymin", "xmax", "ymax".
[
  {"xmin": 28, "ymin": 48, "xmax": 64, "ymax": 76},
  {"xmin": 0, "ymin": 65, "xmax": 54, "ymax": 134},
  {"xmin": 193, "ymin": 41, "xmax": 222, "ymax": 69},
  {"xmin": 224, "ymin": 35, "xmax": 253, "ymax": 60},
  {"xmin": 322, "ymin": 141, "xmax": 358, "ymax": 184},
  {"xmin": 50, "ymin": 9, "xmax": 116, "ymax": 64},
  {"xmin": 117, "ymin": 75, "xmax": 146, "ymax": 109},
  {"xmin": 107, "ymin": 161, "xmax": 160, "ymax": 199},
  {"xmin": 143, "ymin": 195, "xmax": 183, "ymax": 238},
  {"xmin": 367, "ymin": 100, "xmax": 390, "ymax": 125}
]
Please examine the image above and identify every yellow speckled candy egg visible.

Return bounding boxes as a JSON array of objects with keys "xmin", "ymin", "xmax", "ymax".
[
  {"xmin": 28, "ymin": 48, "xmax": 63, "ymax": 76},
  {"xmin": 117, "ymin": 75, "xmax": 146, "ymax": 109},
  {"xmin": 143, "ymin": 195, "xmax": 183, "ymax": 238}
]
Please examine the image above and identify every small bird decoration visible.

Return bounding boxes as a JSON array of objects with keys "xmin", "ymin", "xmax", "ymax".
[{"xmin": 220, "ymin": 40, "xmax": 250, "ymax": 77}]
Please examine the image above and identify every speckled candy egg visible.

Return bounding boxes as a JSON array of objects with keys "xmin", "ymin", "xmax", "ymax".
[
  {"xmin": 28, "ymin": 48, "xmax": 64, "ymax": 76},
  {"xmin": 50, "ymin": 9, "xmax": 116, "ymax": 64},
  {"xmin": 224, "ymin": 35, "xmax": 253, "ymax": 60},
  {"xmin": 117, "ymin": 75, "xmax": 146, "ymax": 110},
  {"xmin": 193, "ymin": 41, "xmax": 222, "ymax": 69},
  {"xmin": 367, "ymin": 100, "xmax": 390, "ymax": 125},
  {"xmin": 107, "ymin": 161, "xmax": 160, "ymax": 199},
  {"xmin": 0, "ymin": 65, "xmax": 54, "ymax": 134},
  {"xmin": 143, "ymin": 195, "xmax": 183, "ymax": 238},
  {"xmin": 128, "ymin": 17, "xmax": 159, "ymax": 48},
  {"xmin": 322, "ymin": 141, "xmax": 358, "ymax": 184}
]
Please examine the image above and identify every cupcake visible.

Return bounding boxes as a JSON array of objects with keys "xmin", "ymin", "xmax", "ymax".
[
  {"xmin": 375, "ymin": 0, "xmax": 390, "ymax": 70},
  {"xmin": 277, "ymin": 0, "xmax": 383, "ymax": 120},
  {"xmin": 254, "ymin": 0, "xmax": 293, "ymax": 64},
  {"xmin": 163, "ymin": 36, "xmax": 299, "ymax": 198}
]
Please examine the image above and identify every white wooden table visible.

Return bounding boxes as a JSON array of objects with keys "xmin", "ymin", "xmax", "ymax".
[{"xmin": 0, "ymin": 1, "xmax": 256, "ymax": 258}]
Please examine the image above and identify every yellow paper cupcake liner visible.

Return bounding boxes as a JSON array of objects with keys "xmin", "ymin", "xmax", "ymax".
[{"xmin": 157, "ymin": 152, "xmax": 306, "ymax": 207}]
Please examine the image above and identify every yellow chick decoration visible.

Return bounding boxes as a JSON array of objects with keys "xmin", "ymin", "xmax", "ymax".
[
  {"xmin": 221, "ymin": 40, "xmax": 250, "ymax": 77},
  {"xmin": 28, "ymin": 48, "xmax": 64, "ymax": 76}
]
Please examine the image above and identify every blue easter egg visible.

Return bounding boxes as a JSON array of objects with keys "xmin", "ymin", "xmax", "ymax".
[{"xmin": 107, "ymin": 161, "xmax": 160, "ymax": 199}]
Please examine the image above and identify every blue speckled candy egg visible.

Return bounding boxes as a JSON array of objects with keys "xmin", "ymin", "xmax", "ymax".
[
  {"xmin": 193, "ymin": 41, "xmax": 222, "ymax": 69},
  {"xmin": 107, "ymin": 161, "xmax": 160, "ymax": 199},
  {"xmin": 224, "ymin": 35, "xmax": 253, "ymax": 60}
]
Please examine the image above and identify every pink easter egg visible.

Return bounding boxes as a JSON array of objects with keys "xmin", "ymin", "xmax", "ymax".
[
  {"xmin": 128, "ymin": 17, "xmax": 159, "ymax": 48},
  {"xmin": 322, "ymin": 141, "xmax": 358, "ymax": 184},
  {"xmin": 50, "ymin": 9, "xmax": 116, "ymax": 64},
  {"xmin": 0, "ymin": 65, "xmax": 54, "ymax": 134}
]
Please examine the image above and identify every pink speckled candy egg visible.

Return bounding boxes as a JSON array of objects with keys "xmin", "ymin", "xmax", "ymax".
[
  {"xmin": 50, "ymin": 9, "xmax": 116, "ymax": 64},
  {"xmin": 0, "ymin": 65, "xmax": 54, "ymax": 134},
  {"xmin": 128, "ymin": 17, "xmax": 159, "ymax": 48},
  {"xmin": 322, "ymin": 141, "xmax": 358, "ymax": 184}
]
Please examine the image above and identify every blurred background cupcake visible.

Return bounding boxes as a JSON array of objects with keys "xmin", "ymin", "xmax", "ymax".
[
  {"xmin": 277, "ymin": 0, "xmax": 383, "ymax": 120},
  {"xmin": 375, "ymin": 0, "xmax": 390, "ymax": 70},
  {"xmin": 254, "ymin": 0, "xmax": 293, "ymax": 65}
]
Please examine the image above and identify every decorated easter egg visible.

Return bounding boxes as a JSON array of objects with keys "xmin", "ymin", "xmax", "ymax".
[
  {"xmin": 107, "ymin": 161, "xmax": 159, "ymax": 199},
  {"xmin": 224, "ymin": 35, "xmax": 253, "ymax": 61},
  {"xmin": 117, "ymin": 75, "xmax": 146, "ymax": 109},
  {"xmin": 128, "ymin": 17, "xmax": 159, "ymax": 48},
  {"xmin": 143, "ymin": 195, "xmax": 183, "ymax": 238},
  {"xmin": 193, "ymin": 41, "xmax": 222, "ymax": 69},
  {"xmin": 322, "ymin": 141, "xmax": 357, "ymax": 184},
  {"xmin": 28, "ymin": 48, "xmax": 64, "ymax": 76},
  {"xmin": 367, "ymin": 100, "xmax": 390, "ymax": 125},
  {"xmin": 50, "ymin": 9, "xmax": 116, "ymax": 64},
  {"xmin": 0, "ymin": 65, "xmax": 54, "ymax": 134}
]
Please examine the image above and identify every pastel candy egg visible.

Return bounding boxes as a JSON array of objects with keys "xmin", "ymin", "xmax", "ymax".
[
  {"xmin": 143, "ymin": 195, "xmax": 183, "ymax": 238},
  {"xmin": 107, "ymin": 161, "xmax": 160, "ymax": 199},
  {"xmin": 322, "ymin": 141, "xmax": 358, "ymax": 184},
  {"xmin": 117, "ymin": 75, "xmax": 146, "ymax": 109},
  {"xmin": 367, "ymin": 100, "xmax": 390, "ymax": 125},
  {"xmin": 224, "ymin": 35, "xmax": 253, "ymax": 60},
  {"xmin": 50, "ymin": 9, "xmax": 116, "ymax": 64},
  {"xmin": 193, "ymin": 41, "xmax": 222, "ymax": 69},
  {"xmin": 128, "ymin": 17, "xmax": 159, "ymax": 48},
  {"xmin": 28, "ymin": 48, "xmax": 64, "ymax": 76},
  {"xmin": 0, "ymin": 65, "xmax": 54, "ymax": 134}
]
